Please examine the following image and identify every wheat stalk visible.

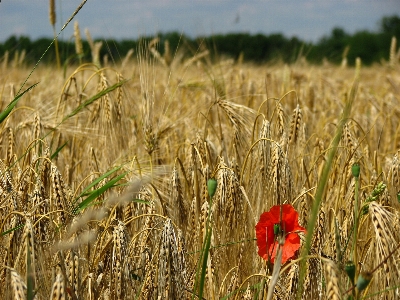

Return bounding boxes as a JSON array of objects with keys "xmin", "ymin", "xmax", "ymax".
[{"xmin": 74, "ymin": 21, "xmax": 83, "ymax": 57}]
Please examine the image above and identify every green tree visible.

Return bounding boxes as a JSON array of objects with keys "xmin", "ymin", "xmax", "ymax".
[{"xmin": 380, "ymin": 15, "xmax": 400, "ymax": 37}]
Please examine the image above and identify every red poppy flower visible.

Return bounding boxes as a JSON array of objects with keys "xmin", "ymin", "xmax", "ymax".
[{"xmin": 255, "ymin": 204, "xmax": 305, "ymax": 264}]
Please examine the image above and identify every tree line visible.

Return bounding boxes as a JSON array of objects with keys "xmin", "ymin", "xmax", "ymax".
[{"xmin": 1, "ymin": 15, "xmax": 399, "ymax": 66}]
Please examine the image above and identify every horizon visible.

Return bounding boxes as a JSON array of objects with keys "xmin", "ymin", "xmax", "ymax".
[{"xmin": 1, "ymin": 1, "xmax": 400, "ymax": 44}]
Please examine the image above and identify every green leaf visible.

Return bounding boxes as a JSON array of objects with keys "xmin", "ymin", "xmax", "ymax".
[
  {"xmin": 74, "ymin": 166, "xmax": 122, "ymax": 202},
  {"xmin": 50, "ymin": 142, "xmax": 68, "ymax": 160},
  {"xmin": 63, "ymin": 79, "xmax": 128, "ymax": 121},
  {"xmin": 1, "ymin": 223, "xmax": 25, "ymax": 236},
  {"xmin": 73, "ymin": 171, "xmax": 128, "ymax": 214},
  {"xmin": 131, "ymin": 198, "xmax": 150, "ymax": 205},
  {"xmin": 0, "ymin": 83, "xmax": 39, "ymax": 124}
]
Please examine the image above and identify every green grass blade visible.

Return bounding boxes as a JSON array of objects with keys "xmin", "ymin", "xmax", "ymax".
[
  {"xmin": 75, "ymin": 166, "xmax": 122, "ymax": 200},
  {"xmin": 26, "ymin": 238, "xmax": 34, "ymax": 300},
  {"xmin": 1, "ymin": 223, "xmax": 25, "ymax": 236},
  {"xmin": 198, "ymin": 226, "xmax": 212, "ymax": 299},
  {"xmin": 50, "ymin": 141, "xmax": 68, "ymax": 160},
  {"xmin": 131, "ymin": 199, "xmax": 150, "ymax": 205},
  {"xmin": 296, "ymin": 80, "xmax": 358, "ymax": 299},
  {"xmin": 73, "ymin": 171, "xmax": 128, "ymax": 213},
  {"xmin": 63, "ymin": 79, "xmax": 128, "ymax": 122},
  {"xmin": 0, "ymin": 83, "xmax": 39, "ymax": 124}
]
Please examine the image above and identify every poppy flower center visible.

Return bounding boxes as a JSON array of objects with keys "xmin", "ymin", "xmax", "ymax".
[{"xmin": 273, "ymin": 223, "xmax": 283, "ymax": 236}]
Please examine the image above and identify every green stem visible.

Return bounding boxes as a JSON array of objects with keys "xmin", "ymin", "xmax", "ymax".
[
  {"xmin": 353, "ymin": 176, "xmax": 359, "ymax": 267},
  {"xmin": 296, "ymin": 81, "xmax": 357, "ymax": 299},
  {"xmin": 53, "ymin": 26, "xmax": 61, "ymax": 70}
]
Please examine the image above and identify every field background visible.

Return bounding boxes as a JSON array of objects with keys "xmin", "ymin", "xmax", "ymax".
[{"xmin": 1, "ymin": 28, "xmax": 400, "ymax": 299}]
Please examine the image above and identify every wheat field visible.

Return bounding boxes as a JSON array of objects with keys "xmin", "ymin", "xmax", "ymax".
[{"xmin": 0, "ymin": 32, "xmax": 400, "ymax": 300}]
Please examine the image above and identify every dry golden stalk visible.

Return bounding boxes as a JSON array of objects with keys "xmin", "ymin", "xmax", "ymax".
[
  {"xmin": 268, "ymin": 143, "xmax": 292, "ymax": 206},
  {"xmin": 50, "ymin": 273, "xmax": 66, "ymax": 300},
  {"xmin": 41, "ymin": 147, "xmax": 51, "ymax": 196},
  {"xmin": 33, "ymin": 113, "xmax": 41, "ymax": 152},
  {"xmin": 138, "ymin": 41, "xmax": 159, "ymax": 156},
  {"xmin": 297, "ymin": 187, "xmax": 310, "ymax": 228},
  {"xmin": 342, "ymin": 124, "xmax": 357, "ymax": 155},
  {"xmin": 369, "ymin": 201, "xmax": 400, "ymax": 293},
  {"xmin": 390, "ymin": 36, "xmax": 397, "ymax": 68},
  {"xmin": 164, "ymin": 40, "xmax": 172, "ymax": 66},
  {"xmin": 100, "ymin": 72, "xmax": 112, "ymax": 124},
  {"xmin": 2, "ymin": 50, "xmax": 9, "ymax": 70},
  {"xmin": 115, "ymin": 73, "xmax": 123, "ymax": 121},
  {"xmin": 276, "ymin": 102, "xmax": 285, "ymax": 137},
  {"xmin": 324, "ymin": 260, "xmax": 341, "ymax": 300},
  {"xmin": 226, "ymin": 269, "xmax": 238, "ymax": 297},
  {"xmin": 289, "ymin": 104, "xmax": 302, "ymax": 144},
  {"xmin": 18, "ymin": 49, "xmax": 26, "ymax": 65},
  {"xmin": 10, "ymin": 267, "xmax": 26, "ymax": 300},
  {"xmin": 285, "ymin": 263, "xmax": 299, "ymax": 298},
  {"xmin": 14, "ymin": 218, "xmax": 36, "ymax": 276},
  {"xmin": 140, "ymin": 247, "xmax": 155, "ymax": 299},
  {"xmin": 243, "ymin": 283, "xmax": 252, "ymax": 300},
  {"xmin": 7, "ymin": 127, "xmax": 15, "ymax": 166},
  {"xmin": 169, "ymin": 164, "xmax": 187, "ymax": 226},
  {"xmin": 302, "ymin": 258, "xmax": 322, "ymax": 299},
  {"xmin": 111, "ymin": 220, "xmax": 129, "ymax": 299},
  {"xmin": 189, "ymin": 196, "xmax": 198, "ymax": 247},
  {"xmin": 312, "ymin": 206, "xmax": 326, "ymax": 252},
  {"xmin": 258, "ymin": 119, "xmax": 271, "ymax": 177},
  {"xmin": 389, "ymin": 150, "xmax": 400, "ymax": 199},
  {"xmin": 157, "ymin": 219, "xmax": 187, "ymax": 299},
  {"xmin": 199, "ymin": 199, "xmax": 209, "ymax": 247},
  {"xmin": 49, "ymin": 0, "xmax": 56, "ymax": 26},
  {"xmin": 216, "ymin": 98, "xmax": 254, "ymax": 151},
  {"xmin": 121, "ymin": 48, "xmax": 134, "ymax": 69},
  {"xmin": 74, "ymin": 21, "xmax": 83, "ymax": 57},
  {"xmin": 92, "ymin": 41, "xmax": 103, "ymax": 67},
  {"xmin": 85, "ymin": 28, "xmax": 94, "ymax": 50},
  {"xmin": 50, "ymin": 164, "xmax": 68, "ymax": 226},
  {"xmin": 182, "ymin": 50, "xmax": 209, "ymax": 69},
  {"xmin": 65, "ymin": 250, "xmax": 80, "ymax": 299}
]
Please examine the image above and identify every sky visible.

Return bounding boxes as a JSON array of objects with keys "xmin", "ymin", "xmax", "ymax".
[{"xmin": 1, "ymin": 0, "xmax": 400, "ymax": 43}]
